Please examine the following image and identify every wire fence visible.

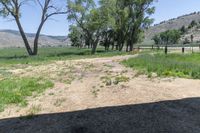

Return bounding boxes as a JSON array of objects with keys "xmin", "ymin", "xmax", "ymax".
[{"xmin": 134, "ymin": 43, "xmax": 200, "ymax": 53}]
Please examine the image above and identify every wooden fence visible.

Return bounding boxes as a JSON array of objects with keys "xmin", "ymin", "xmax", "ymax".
[{"xmin": 134, "ymin": 43, "xmax": 200, "ymax": 54}]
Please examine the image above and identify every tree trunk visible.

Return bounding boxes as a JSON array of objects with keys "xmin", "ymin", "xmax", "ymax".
[
  {"xmin": 91, "ymin": 38, "xmax": 99, "ymax": 55},
  {"xmin": 119, "ymin": 42, "xmax": 124, "ymax": 51},
  {"xmin": 165, "ymin": 45, "xmax": 168, "ymax": 54},
  {"xmin": 112, "ymin": 42, "xmax": 115, "ymax": 50},
  {"xmin": 129, "ymin": 33, "xmax": 134, "ymax": 52},
  {"xmin": 129, "ymin": 41, "xmax": 134, "ymax": 51},
  {"xmin": 15, "ymin": 18, "xmax": 33, "ymax": 55},
  {"xmin": 126, "ymin": 44, "xmax": 129, "ymax": 52},
  {"xmin": 91, "ymin": 43, "xmax": 98, "ymax": 54},
  {"xmin": 116, "ymin": 45, "xmax": 119, "ymax": 50},
  {"xmin": 33, "ymin": 20, "xmax": 45, "ymax": 55}
]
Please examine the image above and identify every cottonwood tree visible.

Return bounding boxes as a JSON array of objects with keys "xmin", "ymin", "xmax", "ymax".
[
  {"xmin": 67, "ymin": 0, "xmax": 95, "ymax": 50},
  {"xmin": 152, "ymin": 29, "xmax": 181, "ymax": 54},
  {"xmin": 0, "ymin": 0, "xmax": 67, "ymax": 55},
  {"xmin": 67, "ymin": 0, "xmax": 113, "ymax": 54},
  {"xmin": 68, "ymin": 0, "xmax": 155, "ymax": 53},
  {"xmin": 89, "ymin": 8, "xmax": 114, "ymax": 54},
  {"xmin": 100, "ymin": 0, "xmax": 155, "ymax": 52},
  {"xmin": 68, "ymin": 25, "xmax": 83, "ymax": 48},
  {"xmin": 98, "ymin": 0, "xmax": 116, "ymax": 51},
  {"xmin": 124, "ymin": 0, "xmax": 155, "ymax": 51}
]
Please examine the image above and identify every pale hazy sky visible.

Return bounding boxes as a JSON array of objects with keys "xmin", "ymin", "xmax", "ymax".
[{"xmin": 0, "ymin": 0, "xmax": 200, "ymax": 36}]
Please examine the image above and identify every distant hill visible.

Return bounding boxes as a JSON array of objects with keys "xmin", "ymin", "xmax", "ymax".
[
  {"xmin": 0, "ymin": 29, "xmax": 70, "ymax": 48},
  {"xmin": 145, "ymin": 12, "xmax": 200, "ymax": 41}
]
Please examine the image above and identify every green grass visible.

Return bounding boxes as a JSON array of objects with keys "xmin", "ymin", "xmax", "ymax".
[
  {"xmin": 0, "ymin": 77, "xmax": 54, "ymax": 112},
  {"xmin": 0, "ymin": 47, "xmax": 129, "ymax": 66},
  {"xmin": 122, "ymin": 53, "xmax": 200, "ymax": 79}
]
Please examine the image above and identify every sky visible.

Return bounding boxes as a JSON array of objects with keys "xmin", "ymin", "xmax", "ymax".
[
  {"xmin": 0, "ymin": 0, "xmax": 200, "ymax": 36},
  {"xmin": 152, "ymin": 0, "xmax": 200, "ymax": 24}
]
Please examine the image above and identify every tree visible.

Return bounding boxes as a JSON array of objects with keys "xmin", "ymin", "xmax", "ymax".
[
  {"xmin": 67, "ymin": 0, "xmax": 155, "ymax": 53},
  {"xmin": 89, "ymin": 7, "xmax": 115, "ymax": 54},
  {"xmin": 124, "ymin": 0, "xmax": 155, "ymax": 51},
  {"xmin": 152, "ymin": 34, "xmax": 161, "ymax": 45},
  {"xmin": 67, "ymin": 0, "xmax": 115, "ymax": 54},
  {"xmin": 188, "ymin": 20, "xmax": 197, "ymax": 29},
  {"xmin": 67, "ymin": 0, "xmax": 95, "ymax": 51},
  {"xmin": 167, "ymin": 30, "xmax": 181, "ymax": 44},
  {"xmin": 68, "ymin": 25, "xmax": 83, "ymax": 48},
  {"xmin": 180, "ymin": 26, "xmax": 187, "ymax": 34},
  {"xmin": 98, "ymin": 0, "xmax": 116, "ymax": 51},
  {"xmin": 0, "ymin": 0, "xmax": 67, "ymax": 55},
  {"xmin": 191, "ymin": 20, "xmax": 197, "ymax": 27},
  {"xmin": 153, "ymin": 29, "xmax": 181, "ymax": 45}
]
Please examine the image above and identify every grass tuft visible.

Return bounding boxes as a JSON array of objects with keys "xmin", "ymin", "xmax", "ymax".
[{"xmin": 0, "ymin": 77, "xmax": 54, "ymax": 112}]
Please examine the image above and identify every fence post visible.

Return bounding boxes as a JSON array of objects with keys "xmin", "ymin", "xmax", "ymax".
[
  {"xmin": 182, "ymin": 46, "xmax": 185, "ymax": 54},
  {"xmin": 199, "ymin": 44, "xmax": 200, "ymax": 51},
  {"xmin": 192, "ymin": 43, "xmax": 194, "ymax": 53},
  {"xmin": 165, "ymin": 45, "xmax": 168, "ymax": 54}
]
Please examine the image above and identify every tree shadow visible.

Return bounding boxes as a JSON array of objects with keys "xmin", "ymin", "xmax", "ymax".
[
  {"xmin": 0, "ymin": 55, "xmax": 28, "ymax": 60},
  {"xmin": 46, "ymin": 49, "xmax": 110, "ymax": 57},
  {"xmin": 0, "ymin": 98, "xmax": 200, "ymax": 133},
  {"xmin": 46, "ymin": 50, "xmax": 91, "ymax": 57}
]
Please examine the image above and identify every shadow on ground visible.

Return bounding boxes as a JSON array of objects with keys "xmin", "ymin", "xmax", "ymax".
[{"xmin": 0, "ymin": 98, "xmax": 200, "ymax": 133}]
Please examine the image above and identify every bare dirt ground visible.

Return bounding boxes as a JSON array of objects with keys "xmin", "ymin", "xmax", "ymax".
[{"xmin": 1, "ymin": 55, "xmax": 200, "ymax": 133}]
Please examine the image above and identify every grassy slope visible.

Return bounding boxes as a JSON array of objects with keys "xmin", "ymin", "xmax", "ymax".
[{"xmin": 122, "ymin": 53, "xmax": 200, "ymax": 79}]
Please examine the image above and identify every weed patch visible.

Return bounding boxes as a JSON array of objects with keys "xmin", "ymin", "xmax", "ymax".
[
  {"xmin": 122, "ymin": 53, "xmax": 200, "ymax": 79},
  {"xmin": 0, "ymin": 77, "xmax": 53, "ymax": 112}
]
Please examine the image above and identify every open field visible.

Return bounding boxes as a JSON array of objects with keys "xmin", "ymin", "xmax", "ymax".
[
  {"xmin": 1, "ymin": 0, "xmax": 200, "ymax": 132},
  {"xmin": 123, "ymin": 53, "xmax": 200, "ymax": 79},
  {"xmin": 0, "ymin": 47, "xmax": 129, "ymax": 66},
  {"xmin": 0, "ymin": 48, "xmax": 200, "ymax": 133}
]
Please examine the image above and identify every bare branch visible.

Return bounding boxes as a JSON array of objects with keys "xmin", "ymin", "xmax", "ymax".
[
  {"xmin": 36, "ymin": 0, "xmax": 43, "ymax": 9},
  {"xmin": 45, "ymin": 11, "xmax": 68, "ymax": 20},
  {"xmin": 1, "ymin": 1, "xmax": 15, "ymax": 17}
]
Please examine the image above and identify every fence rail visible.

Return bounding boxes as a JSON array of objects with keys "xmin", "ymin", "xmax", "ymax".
[{"xmin": 134, "ymin": 43, "xmax": 200, "ymax": 53}]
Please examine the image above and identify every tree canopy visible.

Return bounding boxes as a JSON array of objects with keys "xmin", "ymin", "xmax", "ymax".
[
  {"xmin": 68, "ymin": 0, "xmax": 155, "ymax": 54},
  {"xmin": 152, "ymin": 29, "xmax": 181, "ymax": 45}
]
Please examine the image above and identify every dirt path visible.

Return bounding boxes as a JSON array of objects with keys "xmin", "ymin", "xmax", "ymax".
[{"xmin": 1, "ymin": 55, "xmax": 200, "ymax": 133}]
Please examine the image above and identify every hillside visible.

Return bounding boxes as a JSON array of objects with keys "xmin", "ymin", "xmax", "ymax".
[
  {"xmin": 145, "ymin": 12, "xmax": 200, "ymax": 41},
  {"xmin": 0, "ymin": 30, "xmax": 70, "ymax": 48},
  {"xmin": 2, "ymin": 12, "xmax": 200, "ymax": 47}
]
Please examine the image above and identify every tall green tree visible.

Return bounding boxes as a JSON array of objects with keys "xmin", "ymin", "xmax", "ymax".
[
  {"xmin": 67, "ymin": 0, "xmax": 115, "ymax": 54},
  {"xmin": 67, "ymin": 0, "xmax": 95, "ymax": 50},
  {"xmin": 153, "ymin": 29, "xmax": 181, "ymax": 45},
  {"xmin": 125, "ymin": 0, "xmax": 155, "ymax": 51},
  {"xmin": 68, "ymin": 25, "xmax": 83, "ymax": 48},
  {"xmin": 67, "ymin": 0, "xmax": 155, "ymax": 53}
]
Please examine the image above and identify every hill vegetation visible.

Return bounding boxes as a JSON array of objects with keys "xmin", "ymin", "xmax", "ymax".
[
  {"xmin": 0, "ymin": 30, "xmax": 69, "ymax": 48},
  {"xmin": 145, "ymin": 12, "xmax": 200, "ymax": 41},
  {"xmin": 151, "ymin": 16, "xmax": 200, "ymax": 46}
]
